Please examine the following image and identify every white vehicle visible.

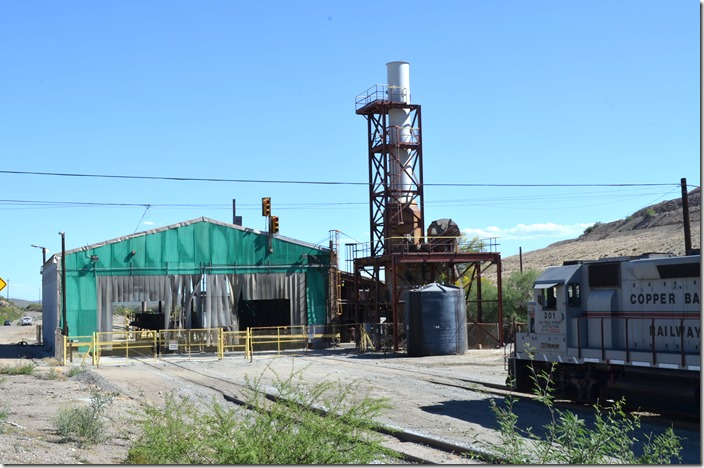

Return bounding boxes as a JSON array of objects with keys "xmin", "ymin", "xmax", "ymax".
[{"xmin": 20, "ymin": 316, "xmax": 33, "ymax": 326}]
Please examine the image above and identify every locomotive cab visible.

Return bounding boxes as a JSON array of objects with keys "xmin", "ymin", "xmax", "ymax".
[{"xmin": 511, "ymin": 263, "xmax": 584, "ymax": 395}]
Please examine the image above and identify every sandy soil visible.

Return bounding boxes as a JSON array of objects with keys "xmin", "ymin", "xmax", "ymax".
[
  {"xmin": 0, "ymin": 322, "xmax": 699, "ymax": 465},
  {"xmin": 0, "ymin": 321, "xmax": 509, "ymax": 464}
]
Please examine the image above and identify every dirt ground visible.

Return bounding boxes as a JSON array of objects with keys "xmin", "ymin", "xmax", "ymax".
[{"xmin": 0, "ymin": 322, "xmax": 700, "ymax": 465}]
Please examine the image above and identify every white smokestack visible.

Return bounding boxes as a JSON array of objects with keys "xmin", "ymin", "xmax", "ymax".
[{"xmin": 386, "ymin": 61, "xmax": 414, "ymax": 202}]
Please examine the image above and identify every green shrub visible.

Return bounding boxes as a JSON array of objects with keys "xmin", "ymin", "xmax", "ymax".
[
  {"xmin": 477, "ymin": 361, "xmax": 682, "ymax": 464},
  {"xmin": 0, "ymin": 404, "xmax": 8, "ymax": 432},
  {"xmin": 126, "ymin": 368, "xmax": 393, "ymax": 464},
  {"xmin": 583, "ymin": 222, "xmax": 602, "ymax": 235},
  {"xmin": 0, "ymin": 363, "xmax": 36, "ymax": 375},
  {"xmin": 66, "ymin": 366, "xmax": 86, "ymax": 378},
  {"xmin": 645, "ymin": 208, "xmax": 657, "ymax": 218},
  {"xmin": 37, "ymin": 368, "xmax": 61, "ymax": 380},
  {"xmin": 53, "ymin": 391, "xmax": 112, "ymax": 446}
]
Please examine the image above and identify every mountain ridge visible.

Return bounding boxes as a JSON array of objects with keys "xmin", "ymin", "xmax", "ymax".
[{"xmin": 500, "ymin": 188, "xmax": 701, "ymax": 277}]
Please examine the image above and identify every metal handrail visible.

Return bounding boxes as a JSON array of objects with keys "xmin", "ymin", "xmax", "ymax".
[{"xmin": 573, "ymin": 316, "xmax": 698, "ymax": 367}]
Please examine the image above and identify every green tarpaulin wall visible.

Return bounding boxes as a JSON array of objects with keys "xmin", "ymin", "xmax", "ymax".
[{"xmin": 49, "ymin": 218, "xmax": 331, "ymax": 338}]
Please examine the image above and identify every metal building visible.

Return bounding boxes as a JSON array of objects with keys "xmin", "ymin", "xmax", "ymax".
[{"xmin": 41, "ymin": 217, "xmax": 331, "ymax": 352}]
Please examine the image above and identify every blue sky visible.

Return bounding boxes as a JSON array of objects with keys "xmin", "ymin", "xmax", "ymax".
[{"xmin": 0, "ymin": 1, "xmax": 700, "ymax": 300}]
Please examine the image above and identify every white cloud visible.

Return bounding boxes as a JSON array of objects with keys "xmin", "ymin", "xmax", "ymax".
[
  {"xmin": 463, "ymin": 222, "xmax": 593, "ymax": 241},
  {"xmin": 143, "ymin": 221, "xmax": 155, "ymax": 226}
]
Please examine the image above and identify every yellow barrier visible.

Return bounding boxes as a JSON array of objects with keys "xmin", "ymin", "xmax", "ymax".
[
  {"xmin": 156, "ymin": 328, "xmax": 221, "ymax": 361},
  {"xmin": 248, "ymin": 325, "xmax": 342, "ymax": 357},
  {"xmin": 65, "ymin": 324, "xmax": 352, "ymax": 366},
  {"xmin": 62, "ymin": 335, "xmax": 95, "ymax": 367},
  {"xmin": 94, "ymin": 330, "xmax": 157, "ymax": 366},
  {"xmin": 221, "ymin": 329, "xmax": 251, "ymax": 360}
]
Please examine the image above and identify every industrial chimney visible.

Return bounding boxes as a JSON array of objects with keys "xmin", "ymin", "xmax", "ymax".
[{"xmin": 355, "ymin": 62, "xmax": 424, "ymax": 257}]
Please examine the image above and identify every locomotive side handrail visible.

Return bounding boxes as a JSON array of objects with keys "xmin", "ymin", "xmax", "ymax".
[
  {"xmin": 651, "ymin": 318, "xmax": 656, "ymax": 366},
  {"xmin": 574, "ymin": 316, "xmax": 697, "ymax": 369}
]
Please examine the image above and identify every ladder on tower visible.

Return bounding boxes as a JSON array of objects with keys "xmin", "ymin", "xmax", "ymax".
[{"xmin": 329, "ymin": 230, "xmax": 343, "ymax": 317}]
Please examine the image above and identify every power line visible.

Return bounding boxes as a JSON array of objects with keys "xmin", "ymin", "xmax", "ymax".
[
  {"xmin": 0, "ymin": 186, "xmax": 683, "ymax": 211},
  {"xmin": 0, "ymin": 169, "xmax": 689, "ymax": 188}
]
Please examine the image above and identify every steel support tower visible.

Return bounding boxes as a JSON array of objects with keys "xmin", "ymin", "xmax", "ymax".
[{"xmin": 352, "ymin": 62, "xmax": 504, "ymax": 351}]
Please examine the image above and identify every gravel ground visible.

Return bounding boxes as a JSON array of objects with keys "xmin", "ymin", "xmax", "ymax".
[{"xmin": 0, "ymin": 323, "xmax": 700, "ymax": 464}]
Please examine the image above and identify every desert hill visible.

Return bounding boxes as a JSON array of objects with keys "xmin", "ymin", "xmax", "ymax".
[{"xmin": 500, "ymin": 188, "xmax": 701, "ymax": 277}]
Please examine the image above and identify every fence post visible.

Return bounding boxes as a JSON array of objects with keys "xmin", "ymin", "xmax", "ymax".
[
  {"xmin": 218, "ymin": 328, "xmax": 223, "ymax": 360},
  {"xmin": 248, "ymin": 327, "xmax": 253, "ymax": 362},
  {"xmin": 94, "ymin": 332, "xmax": 100, "ymax": 368}
]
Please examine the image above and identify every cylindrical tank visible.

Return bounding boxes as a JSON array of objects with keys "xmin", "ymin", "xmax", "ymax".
[{"xmin": 405, "ymin": 283, "xmax": 467, "ymax": 356}]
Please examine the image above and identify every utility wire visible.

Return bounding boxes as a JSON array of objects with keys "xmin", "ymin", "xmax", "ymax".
[
  {"xmin": 0, "ymin": 187, "xmax": 683, "ymax": 211},
  {"xmin": 0, "ymin": 169, "xmax": 689, "ymax": 188},
  {"xmin": 133, "ymin": 205, "xmax": 151, "ymax": 233}
]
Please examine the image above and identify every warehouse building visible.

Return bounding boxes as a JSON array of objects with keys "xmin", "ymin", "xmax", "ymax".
[{"xmin": 40, "ymin": 217, "xmax": 331, "ymax": 353}]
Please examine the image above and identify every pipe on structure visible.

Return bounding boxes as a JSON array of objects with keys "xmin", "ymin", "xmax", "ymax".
[{"xmin": 386, "ymin": 61, "xmax": 414, "ymax": 203}]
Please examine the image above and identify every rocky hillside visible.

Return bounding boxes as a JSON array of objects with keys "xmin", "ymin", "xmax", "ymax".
[{"xmin": 500, "ymin": 188, "xmax": 701, "ymax": 277}]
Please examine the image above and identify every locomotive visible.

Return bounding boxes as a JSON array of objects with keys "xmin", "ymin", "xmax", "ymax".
[{"xmin": 508, "ymin": 252, "xmax": 700, "ymax": 416}]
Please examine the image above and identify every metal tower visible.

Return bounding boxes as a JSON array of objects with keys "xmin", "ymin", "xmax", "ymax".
[{"xmin": 352, "ymin": 62, "xmax": 504, "ymax": 351}]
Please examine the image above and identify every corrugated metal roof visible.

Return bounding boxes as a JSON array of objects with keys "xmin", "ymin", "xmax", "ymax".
[{"xmin": 56, "ymin": 216, "xmax": 329, "ymax": 258}]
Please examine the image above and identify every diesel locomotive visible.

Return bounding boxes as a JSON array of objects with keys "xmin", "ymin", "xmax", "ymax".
[{"xmin": 508, "ymin": 252, "xmax": 701, "ymax": 416}]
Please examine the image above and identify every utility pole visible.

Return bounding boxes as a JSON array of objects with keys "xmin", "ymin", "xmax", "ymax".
[
  {"xmin": 519, "ymin": 247, "xmax": 523, "ymax": 273},
  {"xmin": 59, "ymin": 231, "xmax": 68, "ymax": 336},
  {"xmin": 680, "ymin": 178, "xmax": 692, "ymax": 255}
]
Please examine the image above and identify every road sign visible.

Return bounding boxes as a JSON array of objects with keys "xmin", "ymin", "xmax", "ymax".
[{"xmin": 0, "ymin": 278, "xmax": 5, "ymax": 292}]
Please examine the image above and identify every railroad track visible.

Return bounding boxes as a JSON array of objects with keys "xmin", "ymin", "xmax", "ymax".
[
  {"xmin": 135, "ymin": 358, "xmax": 500, "ymax": 464},
  {"xmin": 313, "ymin": 353, "xmax": 700, "ymax": 426},
  {"xmin": 119, "ymin": 352, "xmax": 697, "ymax": 463}
]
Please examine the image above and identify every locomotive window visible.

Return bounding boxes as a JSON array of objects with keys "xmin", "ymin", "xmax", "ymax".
[
  {"xmin": 544, "ymin": 287, "xmax": 557, "ymax": 309},
  {"xmin": 588, "ymin": 262, "xmax": 620, "ymax": 288},
  {"xmin": 657, "ymin": 262, "xmax": 700, "ymax": 278},
  {"xmin": 567, "ymin": 282, "xmax": 581, "ymax": 306}
]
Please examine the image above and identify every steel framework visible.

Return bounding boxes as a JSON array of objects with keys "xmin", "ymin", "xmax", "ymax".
[{"xmin": 353, "ymin": 89, "xmax": 504, "ymax": 351}]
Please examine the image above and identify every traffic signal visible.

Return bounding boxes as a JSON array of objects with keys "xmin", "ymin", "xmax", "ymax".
[
  {"xmin": 270, "ymin": 216, "xmax": 279, "ymax": 234},
  {"xmin": 261, "ymin": 197, "xmax": 271, "ymax": 216}
]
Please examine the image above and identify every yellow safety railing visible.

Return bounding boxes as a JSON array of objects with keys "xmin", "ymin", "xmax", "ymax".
[
  {"xmin": 62, "ymin": 335, "xmax": 95, "ymax": 367},
  {"xmin": 248, "ymin": 325, "xmax": 342, "ymax": 357},
  {"xmin": 94, "ymin": 329, "xmax": 157, "ymax": 366},
  {"xmin": 221, "ymin": 328, "xmax": 251, "ymax": 360},
  {"xmin": 249, "ymin": 325, "xmax": 307, "ymax": 355},
  {"xmin": 156, "ymin": 328, "xmax": 221, "ymax": 361},
  {"xmin": 62, "ymin": 324, "xmax": 355, "ymax": 366}
]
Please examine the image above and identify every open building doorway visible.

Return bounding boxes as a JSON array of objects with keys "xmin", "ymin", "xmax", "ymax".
[{"xmin": 237, "ymin": 297, "xmax": 291, "ymax": 329}]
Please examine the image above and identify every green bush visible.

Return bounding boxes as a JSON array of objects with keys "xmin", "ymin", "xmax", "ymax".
[
  {"xmin": 477, "ymin": 362, "xmax": 682, "ymax": 463},
  {"xmin": 0, "ymin": 404, "xmax": 8, "ymax": 433},
  {"xmin": 37, "ymin": 368, "xmax": 61, "ymax": 380},
  {"xmin": 66, "ymin": 366, "xmax": 86, "ymax": 378},
  {"xmin": 126, "ymin": 368, "xmax": 393, "ymax": 464},
  {"xmin": 53, "ymin": 391, "xmax": 112, "ymax": 446},
  {"xmin": 0, "ymin": 363, "xmax": 36, "ymax": 375},
  {"xmin": 583, "ymin": 222, "xmax": 602, "ymax": 235}
]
